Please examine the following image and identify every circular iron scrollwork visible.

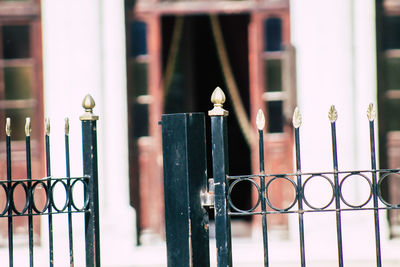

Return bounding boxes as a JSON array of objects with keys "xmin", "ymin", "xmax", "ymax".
[
  {"xmin": 71, "ymin": 179, "xmax": 90, "ymax": 211},
  {"xmin": 11, "ymin": 181, "xmax": 29, "ymax": 215},
  {"xmin": 339, "ymin": 173, "xmax": 372, "ymax": 208},
  {"xmin": 228, "ymin": 178, "xmax": 261, "ymax": 213},
  {"xmin": 378, "ymin": 172, "xmax": 400, "ymax": 208},
  {"xmin": 302, "ymin": 174, "xmax": 335, "ymax": 210},
  {"xmin": 0, "ymin": 183, "xmax": 9, "ymax": 216},
  {"xmin": 51, "ymin": 180, "xmax": 69, "ymax": 212},
  {"xmin": 31, "ymin": 181, "xmax": 50, "ymax": 214},
  {"xmin": 265, "ymin": 176, "xmax": 297, "ymax": 212}
]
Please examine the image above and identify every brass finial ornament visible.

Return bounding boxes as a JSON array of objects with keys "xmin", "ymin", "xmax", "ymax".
[
  {"xmin": 45, "ymin": 118, "xmax": 50, "ymax": 136},
  {"xmin": 256, "ymin": 109, "xmax": 265, "ymax": 130},
  {"xmin": 80, "ymin": 94, "xmax": 99, "ymax": 121},
  {"xmin": 367, "ymin": 103, "xmax": 376, "ymax": 122},
  {"xmin": 25, "ymin": 118, "xmax": 31, "ymax": 137},
  {"xmin": 6, "ymin": 118, "xmax": 10, "ymax": 137},
  {"xmin": 65, "ymin": 118, "xmax": 70, "ymax": 135},
  {"xmin": 208, "ymin": 87, "xmax": 229, "ymax": 117},
  {"xmin": 328, "ymin": 105, "xmax": 338, "ymax": 123},
  {"xmin": 292, "ymin": 107, "xmax": 302, "ymax": 128}
]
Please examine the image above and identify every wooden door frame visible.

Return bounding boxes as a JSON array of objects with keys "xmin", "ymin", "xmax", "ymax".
[{"xmin": 131, "ymin": 0, "xmax": 293, "ymax": 239}]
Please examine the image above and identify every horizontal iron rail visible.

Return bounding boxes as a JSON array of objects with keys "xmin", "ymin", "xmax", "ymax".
[
  {"xmin": 0, "ymin": 176, "xmax": 89, "ymax": 183},
  {"xmin": 227, "ymin": 168, "xmax": 400, "ymax": 179},
  {"xmin": 230, "ymin": 206, "xmax": 400, "ymax": 216},
  {"xmin": 0, "ymin": 210, "xmax": 90, "ymax": 217}
]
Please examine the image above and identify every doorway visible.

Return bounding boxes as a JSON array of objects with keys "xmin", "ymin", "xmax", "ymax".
[{"xmin": 162, "ymin": 14, "xmax": 253, "ymax": 218}]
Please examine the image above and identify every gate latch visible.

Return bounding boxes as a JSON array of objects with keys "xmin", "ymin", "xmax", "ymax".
[{"xmin": 200, "ymin": 178, "xmax": 215, "ymax": 208}]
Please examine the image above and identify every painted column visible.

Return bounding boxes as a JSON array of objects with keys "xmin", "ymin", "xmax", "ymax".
[
  {"xmin": 290, "ymin": 0, "xmax": 383, "ymax": 259},
  {"xmin": 41, "ymin": 0, "xmax": 135, "ymax": 262}
]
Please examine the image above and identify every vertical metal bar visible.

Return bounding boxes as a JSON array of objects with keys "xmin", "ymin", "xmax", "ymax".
[
  {"xmin": 367, "ymin": 104, "xmax": 382, "ymax": 267},
  {"xmin": 6, "ymin": 118, "xmax": 13, "ymax": 267},
  {"xmin": 65, "ymin": 118, "xmax": 75, "ymax": 267},
  {"xmin": 209, "ymin": 88, "xmax": 232, "ymax": 267},
  {"xmin": 80, "ymin": 95, "xmax": 100, "ymax": 267},
  {"xmin": 161, "ymin": 113, "xmax": 210, "ymax": 267},
  {"xmin": 25, "ymin": 118, "xmax": 34, "ymax": 267},
  {"xmin": 256, "ymin": 110, "xmax": 269, "ymax": 267},
  {"xmin": 45, "ymin": 119, "xmax": 54, "ymax": 267},
  {"xmin": 328, "ymin": 106, "xmax": 344, "ymax": 267},
  {"xmin": 293, "ymin": 108, "xmax": 306, "ymax": 267}
]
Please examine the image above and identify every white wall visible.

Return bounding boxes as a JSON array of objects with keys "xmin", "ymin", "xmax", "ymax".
[
  {"xmin": 290, "ymin": 0, "xmax": 385, "ymax": 261},
  {"xmin": 41, "ymin": 0, "xmax": 135, "ymax": 263}
]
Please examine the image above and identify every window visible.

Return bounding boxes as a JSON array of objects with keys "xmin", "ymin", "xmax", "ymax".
[
  {"xmin": 128, "ymin": 20, "xmax": 149, "ymax": 138},
  {"xmin": 0, "ymin": 24, "xmax": 36, "ymax": 141},
  {"xmin": 262, "ymin": 17, "xmax": 296, "ymax": 133},
  {"xmin": 0, "ymin": 0, "xmax": 43, "ymax": 144},
  {"xmin": 377, "ymin": 0, "xmax": 400, "ymax": 237},
  {"xmin": 0, "ymin": 0, "xmax": 43, "ymax": 241},
  {"xmin": 381, "ymin": 15, "xmax": 400, "ymax": 131},
  {"xmin": 264, "ymin": 18, "xmax": 282, "ymax": 52}
]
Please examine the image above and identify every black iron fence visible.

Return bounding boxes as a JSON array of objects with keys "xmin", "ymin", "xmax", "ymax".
[
  {"xmin": 0, "ymin": 95, "xmax": 100, "ymax": 267},
  {"xmin": 161, "ymin": 87, "xmax": 400, "ymax": 267}
]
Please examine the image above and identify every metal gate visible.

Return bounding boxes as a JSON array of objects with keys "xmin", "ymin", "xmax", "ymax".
[
  {"xmin": 0, "ymin": 95, "xmax": 100, "ymax": 267},
  {"xmin": 161, "ymin": 87, "xmax": 400, "ymax": 267}
]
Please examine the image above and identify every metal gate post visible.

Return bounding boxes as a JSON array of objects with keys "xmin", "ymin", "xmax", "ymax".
[
  {"xmin": 161, "ymin": 113, "xmax": 210, "ymax": 267},
  {"xmin": 80, "ymin": 95, "xmax": 100, "ymax": 267},
  {"xmin": 209, "ymin": 88, "xmax": 232, "ymax": 267}
]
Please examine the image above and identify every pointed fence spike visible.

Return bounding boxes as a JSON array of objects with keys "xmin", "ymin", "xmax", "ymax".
[
  {"xmin": 328, "ymin": 105, "xmax": 338, "ymax": 123},
  {"xmin": 6, "ymin": 118, "xmax": 10, "ymax": 136},
  {"xmin": 367, "ymin": 103, "xmax": 376, "ymax": 122},
  {"xmin": 292, "ymin": 107, "xmax": 302, "ymax": 128},
  {"xmin": 65, "ymin": 118, "xmax": 70, "ymax": 135},
  {"xmin": 45, "ymin": 118, "xmax": 50, "ymax": 136},
  {"xmin": 25, "ymin": 118, "xmax": 31, "ymax": 137},
  {"xmin": 256, "ymin": 109, "xmax": 265, "ymax": 130}
]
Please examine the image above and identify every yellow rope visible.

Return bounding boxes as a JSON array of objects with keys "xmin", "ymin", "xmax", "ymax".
[
  {"xmin": 209, "ymin": 15, "xmax": 255, "ymax": 148},
  {"xmin": 163, "ymin": 16, "xmax": 184, "ymax": 100}
]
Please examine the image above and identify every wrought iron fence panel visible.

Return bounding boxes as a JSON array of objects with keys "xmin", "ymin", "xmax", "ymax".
[
  {"xmin": 207, "ymin": 88, "xmax": 396, "ymax": 267},
  {"xmin": 161, "ymin": 87, "xmax": 400, "ymax": 267},
  {"xmin": 0, "ymin": 95, "xmax": 100, "ymax": 267}
]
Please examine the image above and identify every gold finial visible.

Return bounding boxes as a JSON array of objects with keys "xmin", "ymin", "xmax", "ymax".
[
  {"xmin": 45, "ymin": 118, "xmax": 50, "ymax": 136},
  {"xmin": 65, "ymin": 118, "xmax": 70, "ymax": 135},
  {"xmin": 83, "ymin": 94, "xmax": 95, "ymax": 111},
  {"xmin": 292, "ymin": 107, "xmax": 302, "ymax": 128},
  {"xmin": 328, "ymin": 105, "xmax": 338, "ymax": 123},
  {"xmin": 256, "ymin": 109, "xmax": 265, "ymax": 130},
  {"xmin": 6, "ymin": 118, "xmax": 11, "ymax": 137},
  {"xmin": 208, "ymin": 87, "xmax": 229, "ymax": 117},
  {"xmin": 25, "ymin": 118, "xmax": 31, "ymax": 137},
  {"xmin": 80, "ymin": 94, "xmax": 99, "ymax": 121},
  {"xmin": 367, "ymin": 103, "xmax": 376, "ymax": 122}
]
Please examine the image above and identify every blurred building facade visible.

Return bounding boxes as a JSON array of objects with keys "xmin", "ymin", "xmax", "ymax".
[
  {"xmin": 127, "ymin": 0, "xmax": 296, "ymax": 241},
  {"xmin": 0, "ymin": 0, "xmax": 400, "ymax": 246}
]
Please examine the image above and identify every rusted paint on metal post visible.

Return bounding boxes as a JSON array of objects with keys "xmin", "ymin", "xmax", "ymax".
[
  {"xmin": 80, "ymin": 95, "xmax": 100, "ymax": 267},
  {"xmin": 209, "ymin": 87, "xmax": 232, "ymax": 267}
]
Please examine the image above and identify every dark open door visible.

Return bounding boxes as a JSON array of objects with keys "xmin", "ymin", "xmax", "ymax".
[
  {"xmin": 127, "ymin": 1, "xmax": 295, "ymax": 241},
  {"xmin": 162, "ymin": 14, "xmax": 253, "ymax": 223}
]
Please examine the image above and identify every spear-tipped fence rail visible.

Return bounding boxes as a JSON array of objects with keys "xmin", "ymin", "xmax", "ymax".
[
  {"xmin": 0, "ymin": 95, "xmax": 100, "ymax": 267},
  {"xmin": 161, "ymin": 87, "xmax": 400, "ymax": 267}
]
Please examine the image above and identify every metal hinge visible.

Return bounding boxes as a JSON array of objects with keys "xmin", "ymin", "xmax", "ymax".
[{"xmin": 200, "ymin": 178, "xmax": 215, "ymax": 208}]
